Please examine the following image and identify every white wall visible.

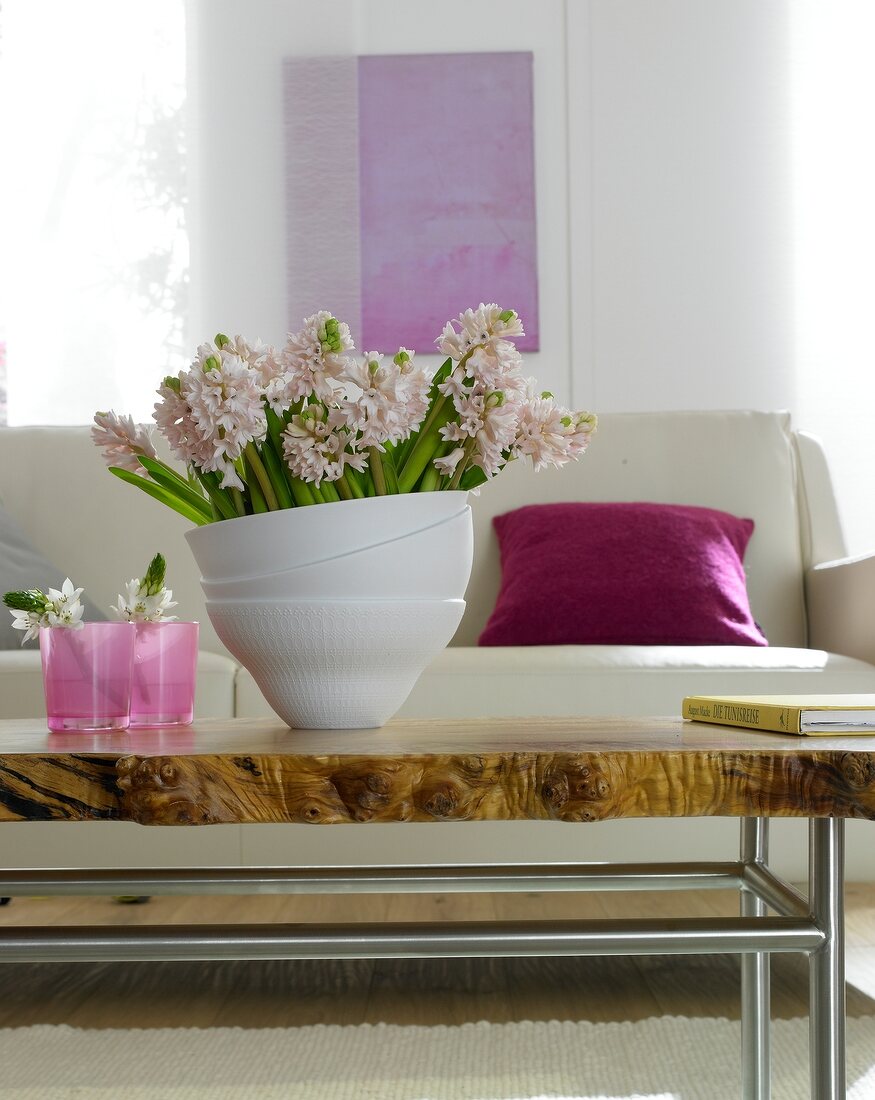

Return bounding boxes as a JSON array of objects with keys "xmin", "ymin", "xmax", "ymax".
[{"xmin": 191, "ymin": 0, "xmax": 796, "ymax": 413}]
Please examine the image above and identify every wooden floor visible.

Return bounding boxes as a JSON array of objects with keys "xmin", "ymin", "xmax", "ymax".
[{"xmin": 1, "ymin": 885, "xmax": 875, "ymax": 1029}]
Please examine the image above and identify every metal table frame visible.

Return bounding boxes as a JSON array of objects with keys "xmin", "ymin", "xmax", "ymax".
[{"xmin": 0, "ymin": 815, "xmax": 846, "ymax": 1100}]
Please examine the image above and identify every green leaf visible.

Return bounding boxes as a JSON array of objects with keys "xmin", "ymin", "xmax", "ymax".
[
  {"xmin": 244, "ymin": 444, "xmax": 280, "ymax": 511},
  {"xmin": 196, "ymin": 472, "xmax": 239, "ymax": 521},
  {"xmin": 245, "ymin": 464, "xmax": 268, "ymax": 513},
  {"xmin": 109, "ymin": 468, "xmax": 212, "ymax": 526},
  {"xmin": 397, "ymin": 395, "xmax": 454, "ymax": 493},
  {"xmin": 460, "ymin": 466, "xmax": 489, "ymax": 490},
  {"xmin": 381, "ymin": 449, "xmax": 399, "ymax": 494},
  {"xmin": 260, "ymin": 438, "xmax": 294, "ymax": 509},
  {"xmin": 137, "ymin": 456, "xmax": 212, "ymax": 520}
]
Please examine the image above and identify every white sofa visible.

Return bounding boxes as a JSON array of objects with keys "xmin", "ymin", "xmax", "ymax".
[{"xmin": 2, "ymin": 409, "xmax": 874, "ymax": 877}]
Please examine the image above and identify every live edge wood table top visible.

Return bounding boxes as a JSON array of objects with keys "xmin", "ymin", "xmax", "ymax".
[{"xmin": 1, "ymin": 715, "xmax": 875, "ymax": 828}]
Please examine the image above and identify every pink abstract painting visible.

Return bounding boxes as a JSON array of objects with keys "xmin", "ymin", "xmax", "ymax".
[{"xmin": 284, "ymin": 52, "xmax": 539, "ymax": 353}]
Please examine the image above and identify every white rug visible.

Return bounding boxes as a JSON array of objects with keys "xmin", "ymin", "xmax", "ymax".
[{"xmin": 0, "ymin": 1016, "xmax": 873, "ymax": 1100}]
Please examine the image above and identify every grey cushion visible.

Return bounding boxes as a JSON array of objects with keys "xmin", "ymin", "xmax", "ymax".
[{"xmin": 0, "ymin": 506, "xmax": 105, "ymax": 649}]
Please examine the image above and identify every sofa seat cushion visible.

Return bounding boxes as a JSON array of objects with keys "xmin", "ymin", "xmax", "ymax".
[
  {"xmin": 0, "ymin": 650, "xmax": 239, "ymax": 721},
  {"xmin": 233, "ymin": 644, "xmax": 875, "ymax": 721}
]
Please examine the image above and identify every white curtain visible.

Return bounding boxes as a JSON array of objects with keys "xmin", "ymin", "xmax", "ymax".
[{"xmin": 0, "ymin": 0, "xmax": 188, "ymax": 425}]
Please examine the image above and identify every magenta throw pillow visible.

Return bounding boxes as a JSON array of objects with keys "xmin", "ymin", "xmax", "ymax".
[{"xmin": 479, "ymin": 502, "xmax": 768, "ymax": 647}]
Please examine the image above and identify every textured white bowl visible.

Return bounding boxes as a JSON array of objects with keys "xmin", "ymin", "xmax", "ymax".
[
  {"xmin": 186, "ymin": 492, "xmax": 469, "ymax": 582},
  {"xmin": 206, "ymin": 598, "xmax": 466, "ymax": 729},
  {"xmin": 199, "ymin": 507, "xmax": 473, "ymax": 601}
]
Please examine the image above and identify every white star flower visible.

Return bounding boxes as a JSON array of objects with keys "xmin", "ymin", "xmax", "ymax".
[{"xmin": 9, "ymin": 608, "xmax": 47, "ymax": 645}]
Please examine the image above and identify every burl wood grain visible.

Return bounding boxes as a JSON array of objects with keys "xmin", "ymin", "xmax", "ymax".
[{"xmin": 0, "ymin": 717, "xmax": 874, "ymax": 826}]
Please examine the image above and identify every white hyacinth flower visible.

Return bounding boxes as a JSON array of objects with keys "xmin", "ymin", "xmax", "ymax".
[
  {"xmin": 277, "ymin": 312, "xmax": 356, "ymax": 404},
  {"xmin": 181, "ymin": 344, "xmax": 269, "ymax": 490},
  {"xmin": 513, "ymin": 389, "xmax": 598, "ymax": 471},
  {"xmin": 345, "ymin": 349, "xmax": 431, "ymax": 448},
  {"xmin": 92, "ymin": 411, "xmax": 158, "ymax": 474},
  {"xmin": 435, "ymin": 304, "xmax": 525, "ymax": 363},
  {"xmin": 282, "ymin": 406, "xmax": 368, "ymax": 486}
]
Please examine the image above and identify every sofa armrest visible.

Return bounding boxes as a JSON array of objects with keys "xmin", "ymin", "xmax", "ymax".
[{"xmin": 806, "ymin": 553, "xmax": 875, "ymax": 664}]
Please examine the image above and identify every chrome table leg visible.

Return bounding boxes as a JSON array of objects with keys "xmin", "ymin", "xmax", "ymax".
[
  {"xmin": 809, "ymin": 818, "xmax": 846, "ymax": 1099},
  {"xmin": 741, "ymin": 818, "xmax": 771, "ymax": 1100}
]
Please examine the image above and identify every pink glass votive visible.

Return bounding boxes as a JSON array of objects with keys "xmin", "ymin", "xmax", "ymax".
[
  {"xmin": 130, "ymin": 621, "xmax": 199, "ymax": 728},
  {"xmin": 40, "ymin": 622, "xmax": 135, "ymax": 733}
]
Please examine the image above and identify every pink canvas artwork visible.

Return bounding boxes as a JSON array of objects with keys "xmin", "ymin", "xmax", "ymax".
[{"xmin": 284, "ymin": 52, "xmax": 539, "ymax": 353}]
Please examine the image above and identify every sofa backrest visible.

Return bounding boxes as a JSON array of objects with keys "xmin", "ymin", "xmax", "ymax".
[
  {"xmin": 0, "ymin": 410, "xmax": 837, "ymax": 655},
  {"xmin": 0, "ymin": 426, "xmax": 222, "ymax": 651},
  {"xmin": 457, "ymin": 409, "xmax": 811, "ymax": 648}
]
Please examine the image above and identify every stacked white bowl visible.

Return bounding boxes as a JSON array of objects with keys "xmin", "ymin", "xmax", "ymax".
[{"xmin": 186, "ymin": 492, "xmax": 472, "ymax": 729}]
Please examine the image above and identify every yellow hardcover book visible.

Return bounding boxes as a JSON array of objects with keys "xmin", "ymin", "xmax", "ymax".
[{"xmin": 681, "ymin": 694, "xmax": 875, "ymax": 735}]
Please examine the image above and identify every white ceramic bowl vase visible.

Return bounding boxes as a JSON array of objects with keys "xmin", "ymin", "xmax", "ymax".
[
  {"xmin": 187, "ymin": 491, "xmax": 470, "ymax": 581},
  {"xmin": 185, "ymin": 493, "xmax": 474, "ymax": 729},
  {"xmin": 207, "ymin": 598, "xmax": 466, "ymax": 729},
  {"xmin": 198, "ymin": 508, "xmax": 473, "ymax": 601}
]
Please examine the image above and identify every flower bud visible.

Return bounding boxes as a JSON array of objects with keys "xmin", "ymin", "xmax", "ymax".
[{"xmin": 214, "ymin": 333, "xmax": 230, "ymax": 349}]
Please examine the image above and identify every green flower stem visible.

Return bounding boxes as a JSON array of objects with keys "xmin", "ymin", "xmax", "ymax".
[
  {"xmin": 310, "ymin": 483, "xmax": 326, "ymax": 504},
  {"xmin": 370, "ymin": 448, "xmax": 387, "ymax": 495},
  {"xmin": 448, "ymin": 437, "xmax": 478, "ymax": 490},
  {"xmin": 418, "ymin": 464, "xmax": 442, "ymax": 493},
  {"xmin": 230, "ymin": 488, "xmax": 247, "ymax": 517},
  {"xmin": 109, "ymin": 468, "xmax": 211, "ymax": 526},
  {"xmin": 343, "ymin": 467, "xmax": 366, "ymax": 499},
  {"xmin": 392, "ymin": 357, "xmax": 454, "ymax": 473},
  {"xmin": 287, "ymin": 474, "xmax": 315, "ymax": 507},
  {"xmin": 260, "ymin": 440, "xmax": 294, "ymax": 509},
  {"xmin": 397, "ymin": 396, "xmax": 454, "ymax": 492},
  {"xmin": 245, "ymin": 443, "xmax": 280, "ymax": 511},
  {"xmin": 335, "ymin": 475, "xmax": 353, "ymax": 501},
  {"xmin": 320, "ymin": 481, "xmax": 341, "ymax": 503}
]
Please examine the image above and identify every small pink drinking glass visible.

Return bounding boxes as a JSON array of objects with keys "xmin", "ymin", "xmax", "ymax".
[
  {"xmin": 130, "ymin": 621, "xmax": 199, "ymax": 728},
  {"xmin": 41, "ymin": 622, "xmax": 136, "ymax": 733}
]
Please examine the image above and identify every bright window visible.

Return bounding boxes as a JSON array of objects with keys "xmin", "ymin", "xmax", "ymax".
[{"xmin": 0, "ymin": 0, "xmax": 188, "ymax": 425}]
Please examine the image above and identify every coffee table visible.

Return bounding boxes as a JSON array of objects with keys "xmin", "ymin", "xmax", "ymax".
[{"xmin": 0, "ymin": 714, "xmax": 871, "ymax": 1100}]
